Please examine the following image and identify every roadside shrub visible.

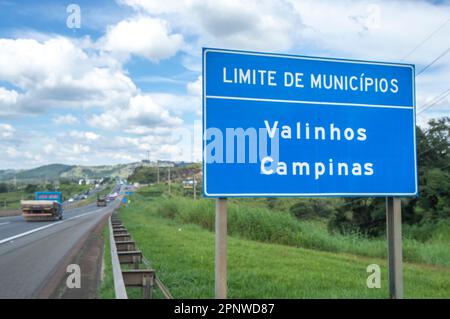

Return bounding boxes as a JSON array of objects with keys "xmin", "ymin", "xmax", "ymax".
[
  {"xmin": 290, "ymin": 200, "xmax": 336, "ymax": 219},
  {"xmin": 157, "ymin": 201, "xmax": 180, "ymax": 220}
]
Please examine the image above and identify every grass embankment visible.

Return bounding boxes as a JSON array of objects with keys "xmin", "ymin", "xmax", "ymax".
[
  {"xmin": 0, "ymin": 191, "xmax": 26, "ymax": 209},
  {"xmin": 99, "ymin": 209, "xmax": 165, "ymax": 299},
  {"xmin": 141, "ymin": 195, "xmax": 450, "ymax": 267},
  {"xmin": 99, "ymin": 225, "xmax": 115, "ymax": 299},
  {"xmin": 100, "ymin": 188, "xmax": 450, "ymax": 298}
]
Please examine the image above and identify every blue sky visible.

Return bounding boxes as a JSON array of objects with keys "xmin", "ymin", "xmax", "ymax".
[{"xmin": 0, "ymin": 0, "xmax": 449, "ymax": 169}]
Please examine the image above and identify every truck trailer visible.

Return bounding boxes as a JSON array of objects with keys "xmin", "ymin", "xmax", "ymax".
[
  {"xmin": 97, "ymin": 195, "xmax": 107, "ymax": 207},
  {"xmin": 21, "ymin": 191, "xmax": 63, "ymax": 222}
]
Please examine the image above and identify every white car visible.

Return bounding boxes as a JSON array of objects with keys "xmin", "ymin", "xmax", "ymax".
[{"xmin": 68, "ymin": 198, "xmax": 74, "ymax": 202}]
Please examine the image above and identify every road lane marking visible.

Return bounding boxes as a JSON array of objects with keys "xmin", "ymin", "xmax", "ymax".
[
  {"xmin": 0, "ymin": 222, "xmax": 10, "ymax": 227},
  {"xmin": 0, "ymin": 208, "xmax": 107, "ymax": 245}
]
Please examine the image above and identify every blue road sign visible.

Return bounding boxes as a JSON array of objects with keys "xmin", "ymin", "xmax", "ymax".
[{"xmin": 203, "ymin": 48, "xmax": 417, "ymax": 197}]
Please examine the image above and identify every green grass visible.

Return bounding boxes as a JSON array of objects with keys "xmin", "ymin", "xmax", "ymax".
[
  {"xmin": 116, "ymin": 198, "xmax": 450, "ymax": 298},
  {"xmin": 138, "ymin": 194, "xmax": 450, "ymax": 267},
  {"xmin": 99, "ymin": 224, "xmax": 115, "ymax": 299},
  {"xmin": 0, "ymin": 191, "xmax": 30, "ymax": 209},
  {"xmin": 99, "ymin": 216, "xmax": 166, "ymax": 299},
  {"xmin": 98, "ymin": 186, "xmax": 449, "ymax": 298}
]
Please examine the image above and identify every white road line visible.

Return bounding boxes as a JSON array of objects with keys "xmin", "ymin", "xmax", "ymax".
[
  {"xmin": 0, "ymin": 222, "xmax": 10, "ymax": 227},
  {"xmin": 0, "ymin": 208, "xmax": 105, "ymax": 245}
]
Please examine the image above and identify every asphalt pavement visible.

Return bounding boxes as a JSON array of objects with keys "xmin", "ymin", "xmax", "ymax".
[{"xmin": 0, "ymin": 198, "xmax": 118, "ymax": 298}]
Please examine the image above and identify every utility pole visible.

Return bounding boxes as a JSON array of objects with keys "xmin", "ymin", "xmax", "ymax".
[
  {"xmin": 168, "ymin": 166, "xmax": 171, "ymax": 196},
  {"xmin": 157, "ymin": 164, "xmax": 160, "ymax": 184},
  {"xmin": 193, "ymin": 174, "xmax": 196, "ymax": 200}
]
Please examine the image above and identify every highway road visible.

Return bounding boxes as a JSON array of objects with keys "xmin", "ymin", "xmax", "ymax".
[{"xmin": 0, "ymin": 197, "xmax": 119, "ymax": 298}]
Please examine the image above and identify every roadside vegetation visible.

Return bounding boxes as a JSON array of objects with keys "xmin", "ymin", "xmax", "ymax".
[
  {"xmin": 107, "ymin": 188, "xmax": 449, "ymax": 298},
  {"xmin": 99, "ymin": 225, "xmax": 115, "ymax": 299},
  {"xmin": 141, "ymin": 194, "xmax": 450, "ymax": 267},
  {"xmin": 0, "ymin": 181, "xmax": 93, "ymax": 210},
  {"xmin": 99, "ymin": 117, "xmax": 449, "ymax": 298}
]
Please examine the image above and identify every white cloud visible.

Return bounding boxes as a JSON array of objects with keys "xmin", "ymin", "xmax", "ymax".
[
  {"xmin": 187, "ymin": 75, "xmax": 201, "ymax": 96},
  {"xmin": 121, "ymin": 0, "xmax": 450, "ymax": 120},
  {"xmin": 43, "ymin": 144, "xmax": 55, "ymax": 155},
  {"xmin": 0, "ymin": 37, "xmax": 137, "ymax": 115},
  {"xmin": 100, "ymin": 16, "xmax": 184, "ymax": 62},
  {"xmin": 121, "ymin": 0, "xmax": 302, "ymax": 52},
  {"xmin": 0, "ymin": 87, "xmax": 19, "ymax": 108},
  {"xmin": 148, "ymin": 92, "xmax": 200, "ymax": 117},
  {"xmin": 118, "ymin": 0, "xmax": 187, "ymax": 14},
  {"xmin": 5, "ymin": 145, "xmax": 41, "ymax": 162},
  {"xmin": 88, "ymin": 94, "xmax": 183, "ymax": 132},
  {"xmin": 72, "ymin": 144, "xmax": 91, "ymax": 154},
  {"xmin": 52, "ymin": 114, "xmax": 79, "ymax": 125},
  {"xmin": 1, "ymin": 0, "xmax": 450, "ymax": 169},
  {"xmin": 0, "ymin": 123, "xmax": 14, "ymax": 139},
  {"xmin": 68, "ymin": 130, "xmax": 101, "ymax": 142}
]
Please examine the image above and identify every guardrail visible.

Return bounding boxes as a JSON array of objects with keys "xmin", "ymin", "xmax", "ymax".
[
  {"xmin": 109, "ymin": 215, "xmax": 128, "ymax": 299},
  {"xmin": 109, "ymin": 213, "xmax": 173, "ymax": 299}
]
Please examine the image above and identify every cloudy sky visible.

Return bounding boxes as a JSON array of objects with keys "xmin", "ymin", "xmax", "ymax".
[{"xmin": 0, "ymin": 0, "xmax": 449, "ymax": 169}]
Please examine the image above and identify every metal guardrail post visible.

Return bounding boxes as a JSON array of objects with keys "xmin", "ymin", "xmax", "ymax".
[
  {"xmin": 109, "ymin": 208, "xmax": 173, "ymax": 299},
  {"xmin": 108, "ymin": 216, "xmax": 128, "ymax": 299},
  {"xmin": 142, "ymin": 256, "xmax": 174, "ymax": 299}
]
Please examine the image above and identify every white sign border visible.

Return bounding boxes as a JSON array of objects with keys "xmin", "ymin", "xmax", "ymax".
[{"xmin": 202, "ymin": 48, "xmax": 418, "ymax": 198}]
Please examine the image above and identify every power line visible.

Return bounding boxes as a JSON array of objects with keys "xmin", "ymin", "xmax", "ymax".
[
  {"xmin": 400, "ymin": 18, "xmax": 450, "ymax": 117},
  {"xmin": 416, "ymin": 46, "xmax": 450, "ymax": 77},
  {"xmin": 401, "ymin": 17, "xmax": 450, "ymax": 61},
  {"xmin": 416, "ymin": 88, "xmax": 450, "ymax": 115}
]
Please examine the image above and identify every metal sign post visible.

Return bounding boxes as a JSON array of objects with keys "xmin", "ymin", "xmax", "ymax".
[
  {"xmin": 386, "ymin": 197, "xmax": 403, "ymax": 299},
  {"xmin": 193, "ymin": 174, "xmax": 197, "ymax": 200},
  {"xmin": 157, "ymin": 165, "xmax": 160, "ymax": 184},
  {"xmin": 215, "ymin": 198, "xmax": 228, "ymax": 299}
]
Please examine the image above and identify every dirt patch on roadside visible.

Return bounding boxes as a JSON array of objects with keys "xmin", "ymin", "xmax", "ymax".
[{"xmin": 39, "ymin": 214, "xmax": 110, "ymax": 299}]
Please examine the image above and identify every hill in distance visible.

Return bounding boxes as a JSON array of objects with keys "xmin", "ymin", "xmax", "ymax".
[{"xmin": 0, "ymin": 163, "xmax": 141, "ymax": 183}]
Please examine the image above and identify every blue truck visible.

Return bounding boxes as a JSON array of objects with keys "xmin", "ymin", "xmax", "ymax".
[{"xmin": 21, "ymin": 191, "xmax": 63, "ymax": 222}]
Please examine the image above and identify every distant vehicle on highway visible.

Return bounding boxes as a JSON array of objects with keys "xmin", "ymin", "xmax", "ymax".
[
  {"xmin": 68, "ymin": 198, "xmax": 74, "ymax": 202},
  {"xmin": 107, "ymin": 193, "xmax": 117, "ymax": 201},
  {"xmin": 21, "ymin": 191, "xmax": 63, "ymax": 222},
  {"xmin": 97, "ymin": 195, "xmax": 107, "ymax": 207}
]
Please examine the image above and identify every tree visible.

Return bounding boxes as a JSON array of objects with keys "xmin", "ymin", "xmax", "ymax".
[
  {"xmin": 328, "ymin": 198, "xmax": 385, "ymax": 237},
  {"xmin": 0, "ymin": 183, "xmax": 8, "ymax": 193},
  {"xmin": 291, "ymin": 199, "xmax": 336, "ymax": 220},
  {"xmin": 24, "ymin": 184, "xmax": 38, "ymax": 194},
  {"xmin": 328, "ymin": 117, "xmax": 450, "ymax": 237}
]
